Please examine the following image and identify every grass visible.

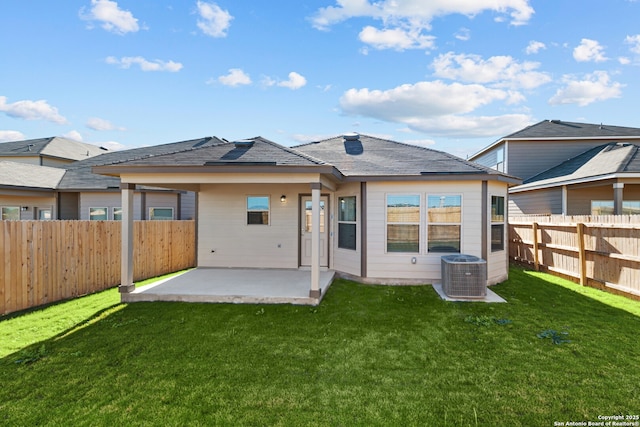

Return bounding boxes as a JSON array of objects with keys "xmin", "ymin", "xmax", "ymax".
[{"xmin": 1, "ymin": 266, "xmax": 639, "ymax": 426}]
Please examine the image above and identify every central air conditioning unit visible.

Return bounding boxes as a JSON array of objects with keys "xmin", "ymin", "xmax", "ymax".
[{"xmin": 441, "ymin": 254, "xmax": 487, "ymax": 298}]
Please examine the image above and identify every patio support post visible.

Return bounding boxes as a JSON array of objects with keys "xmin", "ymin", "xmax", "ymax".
[
  {"xmin": 120, "ymin": 183, "xmax": 136, "ymax": 293},
  {"xmin": 613, "ymin": 183, "xmax": 624, "ymax": 215},
  {"xmin": 309, "ymin": 183, "xmax": 322, "ymax": 298}
]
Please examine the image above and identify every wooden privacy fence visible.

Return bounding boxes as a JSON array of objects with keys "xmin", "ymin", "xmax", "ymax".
[
  {"xmin": 1, "ymin": 220, "xmax": 196, "ymax": 316},
  {"xmin": 509, "ymin": 215, "xmax": 640, "ymax": 300}
]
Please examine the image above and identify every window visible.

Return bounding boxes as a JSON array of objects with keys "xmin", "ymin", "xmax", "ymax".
[
  {"xmin": 591, "ymin": 201, "xmax": 614, "ymax": 215},
  {"xmin": 247, "ymin": 196, "xmax": 269, "ymax": 225},
  {"xmin": 149, "ymin": 207, "xmax": 174, "ymax": 220},
  {"xmin": 338, "ymin": 196, "xmax": 356, "ymax": 250},
  {"xmin": 113, "ymin": 207, "xmax": 122, "ymax": 221},
  {"xmin": 89, "ymin": 207, "xmax": 108, "ymax": 220},
  {"xmin": 1, "ymin": 206, "xmax": 20, "ymax": 220},
  {"xmin": 623, "ymin": 201, "xmax": 640, "ymax": 215},
  {"xmin": 38, "ymin": 208, "xmax": 52, "ymax": 220},
  {"xmin": 427, "ymin": 195, "xmax": 461, "ymax": 253},
  {"xmin": 491, "ymin": 196, "xmax": 505, "ymax": 251},
  {"xmin": 386, "ymin": 195, "xmax": 420, "ymax": 253}
]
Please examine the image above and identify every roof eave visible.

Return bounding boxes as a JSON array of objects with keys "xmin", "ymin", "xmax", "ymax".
[{"xmin": 510, "ymin": 172, "xmax": 640, "ymax": 193}]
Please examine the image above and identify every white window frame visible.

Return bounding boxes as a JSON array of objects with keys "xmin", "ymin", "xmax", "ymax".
[
  {"xmin": 89, "ymin": 207, "xmax": 108, "ymax": 221},
  {"xmin": 338, "ymin": 196, "xmax": 357, "ymax": 250},
  {"xmin": 491, "ymin": 195, "xmax": 505, "ymax": 252},
  {"xmin": 247, "ymin": 196, "xmax": 270, "ymax": 225},
  {"xmin": 37, "ymin": 208, "xmax": 52, "ymax": 220},
  {"xmin": 385, "ymin": 194, "xmax": 421, "ymax": 253},
  {"xmin": 149, "ymin": 207, "xmax": 174, "ymax": 221},
  {"xmin": 426, "ymin": 195, "xmax": 462, "ymax": 254}
]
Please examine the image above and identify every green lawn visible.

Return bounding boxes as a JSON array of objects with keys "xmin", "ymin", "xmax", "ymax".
[{"xmin": 1, "ymin": 267, "xmax": 639, "ymax": 426}]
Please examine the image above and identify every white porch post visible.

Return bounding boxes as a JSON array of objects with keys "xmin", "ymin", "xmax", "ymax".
[
  {"xmin": 309, "ymin": 183, "xmax": 322, "ymax": 298},
  {"xmin": 562, "ymin": 185, "xmax": 568, "ymax": 215},
  {"xmin": 120, "ymin": 183, "xmax": 135, "ymax": 293}
]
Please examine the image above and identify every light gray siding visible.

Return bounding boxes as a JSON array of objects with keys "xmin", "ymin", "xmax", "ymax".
[
  {"xmin": 509, "ymin": 187, "xmax": 563, "ymax": 215},
  {"xmin": 179, "ymin": 191, "xmax": 197, "ymax": 220}
]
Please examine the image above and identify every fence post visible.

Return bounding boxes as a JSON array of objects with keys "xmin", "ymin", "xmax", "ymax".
[
  {"xmin": 577, "ymin": 222, "xmax": 587, "ymax": 286},
  {"xmin": 532, "ymin": 222, "xmax": 539, "ymax": 271}
]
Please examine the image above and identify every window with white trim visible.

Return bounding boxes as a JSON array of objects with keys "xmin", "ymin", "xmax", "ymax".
[
  {"xmin": 386, "ymin": 194, "xmax": 420, "ymax": 253},
  {"xmin": 427, "ymin": 195, "xmax": 461, "ymax": 253},
  {"xmin": 247, "ymin": 196, "xmax": 269, "ymax": 225},
  {"xmin": 149, "ymin": 207, "xmax": 174, "ymax": 220},
  {"xmin": 491, "ymin": 195, "xmax": 505, "ymax": 252},
  {"xmin": 89, "ymin": 207, "xmax": 108, "ymax": 220},
  {"xmin": 1, "ymin": 206, "xmax": 20, "ymax": 220},
  {"xmin": 38, "ymin": 208, "xmax": 52, "ymax": 220},
  {"xmin": 338, "ymin": 196, "xmax": 356, "ymax": 250}
]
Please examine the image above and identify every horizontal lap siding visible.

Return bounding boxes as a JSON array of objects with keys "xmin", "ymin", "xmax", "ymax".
[
  {"xmin": 510, "ymin": 188, "xmax": 562, "ymax": 216},
  {"xmin": 197, "ymin": 184, "xmax": 305, "ymax": 269},
  {"xmin": 365, "ymin": 181, "xmax": 484, "ymax": 282}
]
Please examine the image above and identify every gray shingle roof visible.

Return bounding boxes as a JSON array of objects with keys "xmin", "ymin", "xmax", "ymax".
[
  {"xmin": 520, "ymin": 142, "xmax": 640, "ymax": 188},
  {"xmin": 504, "ymin": 120, "xmax": 640, "ymax": 139},
  {"xmin": 0, "ymin": 137, "xmax": 108, "ymax": 161},
  {"xmin": 0, "ymin": 161, "xmax": 66, "ymax": 189},
  {"xmin": 295, "ymin": 134, "xmax": 505, "ymax": 177},
  {"xmin": 59, "ymin": 136, "xmax": 226, "ymax": 189}
]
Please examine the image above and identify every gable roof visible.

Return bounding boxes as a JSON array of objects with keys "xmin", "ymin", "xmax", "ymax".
[
  {"xmin": 0, "ymin": 137, "xmax": 108, "ymax": 161},
  {"xmin": 470, "ymin": 120, "xmax": 640, "ymax": 161},
  {"xmin": 0, "ymin": 161, "xmax": 66, "ymax": 189},
  {"xmin": 513, "ymin": 142, "xmax": 640, "ymax": 191},
  {"xmin": 295, "ymin": 133, "xmax": 514, "ymax": 179}
]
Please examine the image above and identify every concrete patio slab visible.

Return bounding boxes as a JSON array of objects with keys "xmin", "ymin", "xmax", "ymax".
[
  {"xmin": 122, "ymin": 268, "xmax": 336, "ymax": 306},
  {"xmin": 431, "ymin": 283, "xmax": 507, "ymax": 303}
]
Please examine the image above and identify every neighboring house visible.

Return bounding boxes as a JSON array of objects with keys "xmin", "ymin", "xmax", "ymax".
[
  {"xmin": 94, "ymin": 133, "xmax": 521, "ymax": 297},
  {"xmin": 0, "ymin": 136, "xmax": 222, "ymax": 220},
  {"xmin": 469, "ymin": 120, "xmax": 640, "ymax": 216}
]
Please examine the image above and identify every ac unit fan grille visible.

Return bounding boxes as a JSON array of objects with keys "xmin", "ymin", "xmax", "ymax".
[{"xmin": 441, "ymin": 255, "xmax": 487, "ymax": 298}]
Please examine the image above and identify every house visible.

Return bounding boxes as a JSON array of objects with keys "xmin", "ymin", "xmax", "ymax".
[
  {"xmin": 93, "ymin": 133, "xmax": 521, "ymax": 300},
  {"xmin": 0, "ymin": 136, "xmax": 223, "ymax": 220},
  {"xmin": 469, "ymin": 120, "xmax": 640, "ymax": 216}
]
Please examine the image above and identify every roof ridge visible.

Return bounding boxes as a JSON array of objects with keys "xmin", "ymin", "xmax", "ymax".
[{"xmin": 253, "ymin": 136, "xmax": 327, "ymax": 165}]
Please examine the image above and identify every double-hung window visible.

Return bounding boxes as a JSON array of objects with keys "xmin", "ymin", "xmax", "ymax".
[
  {"xmin": 386, "ymin": 195, "xmax": 420, "ymax": 253},
  {"xmin": 491, "ymin": 196, "xmax": 505, "ymax": 251},
  {"xmin": 1, "ymin": 206, "xmax": 19, "ymax": 220},
  {"xmin": 427, "ymin": 195, "xmax": 461, "ymax": 253},
  {"xmin": 247, "ymin": 196, "xmax": 270, "ymax": 225},
  {"xmin": 338, "ymin": 196, "xmax": 356, "ymax": 250}
]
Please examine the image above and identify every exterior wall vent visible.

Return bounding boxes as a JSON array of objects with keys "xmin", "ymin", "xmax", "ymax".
[
  {"xmin": 441, "ymin": 254, "xmax": 487, "ymax": 298},
  {"xmin": 343, "ymin": 132, "xmax": 360, "ymax": 142}
]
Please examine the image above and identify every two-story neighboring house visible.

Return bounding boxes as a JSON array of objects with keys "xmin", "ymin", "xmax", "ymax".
[
  {"xmin": 1, "ymin": 136, "xmax": 221, "ymax": 220},
  {"xmin": 469, "ymin": 120, "xmax": 640, "ymax": 216}
]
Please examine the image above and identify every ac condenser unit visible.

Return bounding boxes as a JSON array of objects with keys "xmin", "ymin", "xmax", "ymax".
[{"xmin": 441, "ymin": 255, "xmax": 487, "ymax": 298}]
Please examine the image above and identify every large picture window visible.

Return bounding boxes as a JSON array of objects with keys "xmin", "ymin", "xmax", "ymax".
[
  {"xmin": 1, "ymin": 206, "xmax": 20, "ymax": 220},
  {"xmin": 427, "ymin": 195, "xmax": 461, "ymax": 253},
  {"xmin": 149, "ymin": 207, "xmax": 174, "ymax": 220},
  {"xmin": 491, "ymin": 195, "xmax": 505, "ymax": 252},
  {"xmin": 247, "ymin": 196, "xmax": 269, "ymax": 225},
  {"xmin": 338, "ymin": 196, "xmax": 356, "ymax": 250},
  {"xmin": 386, "ymin": 195, "xmax": 420, "ymax": 253}
]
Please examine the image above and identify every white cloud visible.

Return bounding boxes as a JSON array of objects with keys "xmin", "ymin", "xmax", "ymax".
[
  {"xmin": 549, "ymin": 71, "xmax": 623, "ymax": 106},
  {"xmin": 217, "ymin": 68, "xmax": 252, "ymax": 87},
  {"xmin": 573, "ymin": 38, "xmax": 608, "ymax": 62},
  {"xmin": 455, "ymin": 27, "xmax": 471, "ymax": 41},
  {"xmin": 403, "ymin": 138, "xmax": 436, "ymax": 147},
  {"xmin": 105, "ymin": 56, "xmax": 183, "ymax": 72},
  {"xmin": 62, "ymin": 130, "xmax": 84, "ymax": 141},
  {"xmin": 625, "ymin": 34, "xmax": 640, "ymax": 54},
  {"xmin": 196, "ymin": 1, "xmax": 233, "ymax": 37},
  {"xmin": 277, "ymin": 72, "xmax": 307, "ymax": 90},
  {"xmin": 619, "ymin": 57, "xmax": 631, "ymax": 65},
  {"xmin": 0, "ymin": 96, "xmax": 68, "ymax": 124},
  {"xmin": 311, "ymin": 0, "xmax": 534, "ymax": 31},
  {"xmin": 0, "ymin": 130, "xmax": 25, "ymax": 142},
  {"xmin": 525, "ymin": 40, "xmax": 545, "ymax": 54},
  {"xmin": 86, "ymin": 117, "xmax": 125, "ymax": 131},
  {"xmin": 431, "ymin": 52, "xmax": 551, "ymax": 89},
  {"xmin": 80, "ymin": 0, "xmax": 140, "ymax": 35},
  {"xmin": 358, "ymin": 26, "xmax": 436, "ymax": 51}
]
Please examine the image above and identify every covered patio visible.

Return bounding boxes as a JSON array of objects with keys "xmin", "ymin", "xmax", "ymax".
[{"xmin": 122, "ymin": 268, "xmax": 336, "ymax": 305}]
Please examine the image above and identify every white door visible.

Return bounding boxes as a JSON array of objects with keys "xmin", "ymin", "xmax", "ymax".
[{"xmin": 300, "ymin": 196, "xmax": 329, "ymax": 267}]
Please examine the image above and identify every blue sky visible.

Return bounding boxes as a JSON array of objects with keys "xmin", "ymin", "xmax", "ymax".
[{"xmin": 1, "ymin": 1, "xmax": 640, "ymax": 158}]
